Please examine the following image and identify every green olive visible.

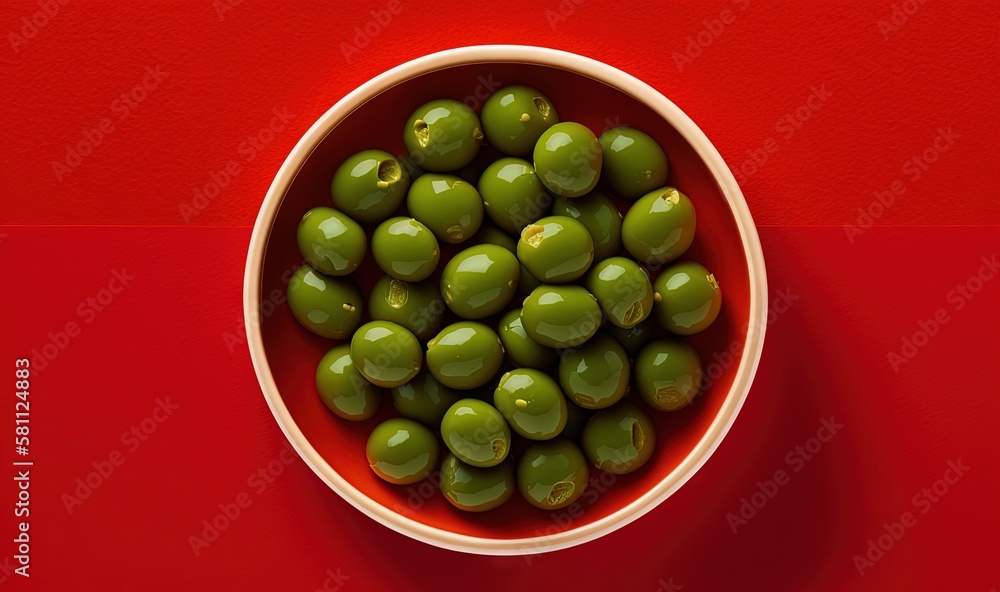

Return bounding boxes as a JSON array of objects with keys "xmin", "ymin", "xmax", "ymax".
[
  {"xmin": 315, "ymin": 345, "xmax": 381, "ymax": 421},
  {"xmin": 366, "ymin": 418, "xmax": 438, "ymax": 484},
  {"xmin": 286, "ymin": 265, "xmax": 364, "ymax": 339},
  {"xmin": 634, "ymin": 337, "xmax": 703, "ymax": 411},
  {"xmin": 296, "ymin": 207, "xmax": 367, "ymax": 276},
  {"xmin": 551, "ymin": 190, "xmax": 623, "ymax": 260},
  {"xmin": 477, "ymin": 157, "xmax": 551, "ymax": 233},
  {"xmin": 652, "ymin": 261, "xmax": 722, "ymax": 335},
  {"xmin": 497, "ymin": 308, "xmax": 558, "ymax": 369},
  {"xmin": 367, "ymin": 275, "xmax": 445, "ymax": 341},
  {"xmin": 404, "ymin": 99, "xmax": 483, "ymax": 172},
  {"xmin": 331, "ymin": 149, "xmax": 409, "ymax": 224},
  {"xmin": 520, "ymin": 285, "xmax": 602, "ymax": 348},
  {"xmin": 585, "ymin": 257, "xmax": 654, "ymax": 329},
  {"xmin": 493, "ymin": 369, "xmax": 567, "ymax": 440},
  {"xmin": 406, "ymin": 173, "xmax": 484, "ymax": 244},
  {"xmin": 349, "ymin": 320, "xmax": 422, "ymax": 388},
  {"xmin": 558, "ymin": 333, "xmax": 630, "ymax": 409},
  {"xmin": 598, "ymin": 127, "xmax": 668, "ymax": 200},
  {"xmin": 390, "ymin": 370, "xmax": 461, "ymax": 426},
  {"xmin": 517, "ymin": 216, "xmax": 594, "ymax": 283},
  {"xmin": 440, "ymin": 244, "xmax": 519, "ymax": 319},
  {"xmin": 533, "ymin": 122, "xmax": 602, "ymax": 198},
  {"xmin": 481, "ymin": 85, "xmax": 559, "ymax": 156},
  {"xmin": 426, "ymin": 322, "xmax": 504, "ymax": 390},
  {"xmin": 517, "ymin": 438, "xmax": 589, "ymax": 510},
  {"xmin": 608, "ymin": 319, "xmax": 658, "ymax": 358},
  {"xmin": 439, "ymin": 453, "xmax": 516, "ymax": 512},
  {"xmin": 370, "ymin": 217, "xmax": 440, "ymax": 282},
  {"xmin": 581, "ymin": 401, "xmax": 656, "ymax": 474},
  {"xmin": 622, "ymin": 187, "xmax": 696, "ymax": 265},
  {"xmin": 440, "ymin": 398, "xmax": 511, "ymax": 467}
]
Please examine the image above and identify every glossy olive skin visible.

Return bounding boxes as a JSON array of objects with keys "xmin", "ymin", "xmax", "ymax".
[
  {"xmin": 390, "ymin": 370, "xmax": 461, "ymax": 426},
  {"xmin": 608, "ymin": 319, "xmax": 658, "ymax": 358},
  {"xmin": 498, "ymin": 308, "xmax": 558, "ymax": 369},
  {"xmin": 653, "ymin": 261, "xmax": 722, "ymax": 335},
  {"xmin": 366, "ymin": 418, "xmax": 439, "ymax": 485},
  {"xmin": 367, "ymin": 275, "xmax": 445, "ymax": 342},
  {"xmin": 551, "ymin": 191, "xmax": 623, "ymax": 260},
  {"xmin": 439, "ymin": 454, "xmax": 515, "ymax": 512},
  {"xmin": 634, "ymin": 337, "xmax": 704, "ymax": 411},
  {"xmin": 517, "ymin": 438, "xmax": 590, "ymax": 510},
  {"xmin": 287, "ymin": 265, "xmax": 364, "ymax": 339},
  {"xmin": 371, "ymin": 217, "xmax": 440, "ymax": 282},
  {"xmin": 440, "ymin": 244, "xmax": 519, "ymax": 319},
  {"xmin": 472, "ymin": 220, "xmax": 517, "ymax": 253},
  {"xmin": 331, "ymin": 150, "xmax": 410, "ymax": 224},
  {"xmin": 558, "ymin": 333, "xmax": 630, "ymax": 410},
  {"xmin": 406, "ymin": 174, "xmax": 484, "ymax": 244},
  {"xmin": 598, "ymin": 127, "xmax": 668, "ymax": 200},
  {"xmin": 481, "ymin": 85, "xmax": 560, "ymax": 156},
  {"xmin": 296, "ymin": 207, "xmax": 367, "ymax": 276},
  {"xmin": 426, "ymin": 322, "xmax": 504, "ymax": 390},
  {"xmin": 315, "ymin": 345, "xmax": 382, "ymax": 421},
  {"xmin": 441, "ymin": 398, "xmax": 511, "ymax": 467},
  {"xmin": 517, "ymin": 216, "xmax": 595, "ymax": 283},
  {"xmin": 586, "ymin": 257, "xmax": 654, "ymax": 329},
  {"xmin": 581, "ymin": 401, "xmax": 656, "ymax": 474},
  {"xmin": 622, "ymin": 187, "xmax": 696, "ymax": 265},
  {"xmin": 533, "ymin": 122, "xmax": 602, "ymax": 198},
  {"xmin": 404, "ymin": 99, "xmax": 483, "ymax": 172},
  {"xmin": 520, "ymin": 285, "xmax": 602, "ymax": 348},
  {"xmin": 494, "ymin": 369, "xmax": 567, "ymax": 440},
  {"xmin": 477, "ymin": 157, "xmax": 550, "ymax": 233},
  {"xmin": 349, "ymin": 321, "xmax": 422, "ymax": 388}
]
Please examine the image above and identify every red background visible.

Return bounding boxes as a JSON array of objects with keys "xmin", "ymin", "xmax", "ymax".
[{"xmin": 1, "ymin": 0, "xmax": 998, "ymax": 590}]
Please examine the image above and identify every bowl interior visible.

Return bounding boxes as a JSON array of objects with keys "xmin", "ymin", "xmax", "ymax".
[{"xmin": 256, "ymin": 61, "xmax": 751, "ymax": 541}]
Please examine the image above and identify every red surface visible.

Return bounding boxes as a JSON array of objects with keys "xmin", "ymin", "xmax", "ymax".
[
  {"xmin": 1, "ymin": 1, "xmax": 998, "ymax": 590},
  {"xmin": 257, "ymin": 59, "xmax": 753, "ymax": 539}
]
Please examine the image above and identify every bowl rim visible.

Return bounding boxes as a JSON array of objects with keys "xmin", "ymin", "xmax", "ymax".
[{"xmin": 244, "ymin": 44, "xmax": 768, "ymax": 556}]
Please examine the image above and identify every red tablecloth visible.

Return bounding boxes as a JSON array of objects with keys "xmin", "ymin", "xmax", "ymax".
[{"xmin": 2, "ymin": 1, "xmax": 998, "ymax": 590}]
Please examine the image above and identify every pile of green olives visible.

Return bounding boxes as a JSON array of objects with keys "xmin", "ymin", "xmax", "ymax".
[{"xmin": 287, "ymin": 84, "xmax": 724, "ymax": 513}]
